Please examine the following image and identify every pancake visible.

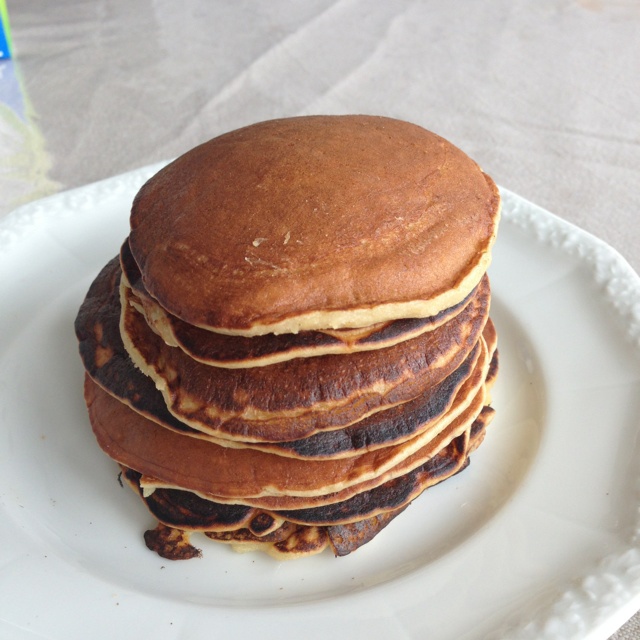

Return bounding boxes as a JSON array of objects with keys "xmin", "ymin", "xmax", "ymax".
[
  {"xmin": 129, "ymin": 115, "xmax": 500, "ymax": 336},
  {"xmin": 75, "ymin": 257, "xmax": 204, "ymax": 439},
  {"xmin": 120, "ymin": 269, "xmax": 490, "ymax": 443},
  {"xmin": 119, "ymin": 408, "xmax": 493, "ymax": 558},
  {"xmin": 138, "ymin": 505, "xmax": 404, "ymax": 560},
  {"xmin": 149, "ymin": 509, "xmax": 405, "ymax": 559},
  {"xmin": 325, "ymin": 507, "xmax": 409, "ymax": 557},
  {"xmin": 134, "ymin": 393, "xmax": 492, "ymax": 516},
  {"xmin": 124, "ymin": 427, "xmax": 472, "ymax": 527},
  {"xmin": 147, "ymin": 325, "xmax": 496, "ymax": 461},
  {"xmin": 85, "ymin": 373, "xmax": 488, "ymax": 504},
  {"xmin": 121, "ymin": 467, "xmax": 270, "ymax": 533},
  {"xmin": 120, "ymin": 238, "xmax": 477, "ymax": 368},
  {"xmin": 206, "ymin": 524, "xmax": 330, "ymax": 560},
  {"xmin": 143, "ymin": 523, "xmax": 203, "ymax": 561},
  {"xmin": 122, "ymin": 409, "xmax": 491, "ymax": 528},
  {"xmin": 78, "ymin": 259, "xmax": 496, "ymax": 462},
  {"xmin": 249, "ymin": 337, "xmax": 490, "ymax": 459}
]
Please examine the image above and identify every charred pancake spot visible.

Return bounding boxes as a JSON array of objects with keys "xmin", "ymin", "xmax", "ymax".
[
  {"xmin": 487, "ymin": 349, "xmax": 499, "ymax": 387},
  {"xmin": 248, "ymin": 512, "xmax": 279, "ymax": 536},
  {"xmin": 327, "ymin": 505, "xmax": 407, "ymax": 556},
  {"xmin": 143, "ymin": 523, "xmax": 202, "ymax": 561}
]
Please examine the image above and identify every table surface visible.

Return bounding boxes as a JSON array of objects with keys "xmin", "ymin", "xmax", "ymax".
[{"xmin": 1, "ymin": 1, "xmax": 639, "ymax": 638}]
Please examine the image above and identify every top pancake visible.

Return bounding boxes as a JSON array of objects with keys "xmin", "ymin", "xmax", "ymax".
[
  {"xmin": 129, "ymin": 115, "xmax": 500, "ymax": 336},
  {"xmin": 120, "ymin": 238, "xmax": 476, "ymax": 368}
]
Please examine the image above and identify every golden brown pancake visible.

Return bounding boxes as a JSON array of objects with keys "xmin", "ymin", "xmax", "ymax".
[
  {"xmin": 120, "ymin": 270, "xmax": 490, "ymax": 443},
  {"xmin": 121, "ymin": 411, "xmax": 490, "ymax": 528},
  {"xmin": 131, "ymin": 361, "xmax": 492, "ymax": 507},
  {"xmin": 115, "ymin": 333, "xmax": 489, "ymax": 468},
  {"xmin": 120, "ymin": 239, "xmax": 478, "ymax": 368},
  {"xmin": 77, "ymin": 257, "xmax": 495, "ymax": 460},
  {"xmin": 244, "ymin": 338, "xmax": 490, "ymax": 459},
  {"xmin": 84, "ymin": 373, "xmax": 487, "ymax": 505},
  {"xmin": 129, "ymin": 116, "xmax": 500, "ymax": 336},
  {"xmin": 139, "ymin": 395, "xmax": 491, "ymax": 517}
]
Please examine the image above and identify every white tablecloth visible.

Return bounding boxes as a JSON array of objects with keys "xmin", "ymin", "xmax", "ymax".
[{"xmin": 1, "ymin": 1, "xmax": 639, "ymax": 638}]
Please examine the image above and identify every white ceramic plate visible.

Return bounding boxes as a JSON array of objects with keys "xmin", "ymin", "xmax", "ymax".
[{"xmin": 1, "ymin": 166, "xmax": 640, "ymax": 640}]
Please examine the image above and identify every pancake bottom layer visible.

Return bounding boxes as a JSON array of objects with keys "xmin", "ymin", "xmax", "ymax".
[{"xmin": 118, "ymin": 402, "xmax": 494, "ymax": 559}]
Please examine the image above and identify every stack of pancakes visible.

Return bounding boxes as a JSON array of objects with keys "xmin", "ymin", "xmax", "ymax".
[{"xmin": 75, "ymin": 115, "xmax": 501, "ymax": 560}]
